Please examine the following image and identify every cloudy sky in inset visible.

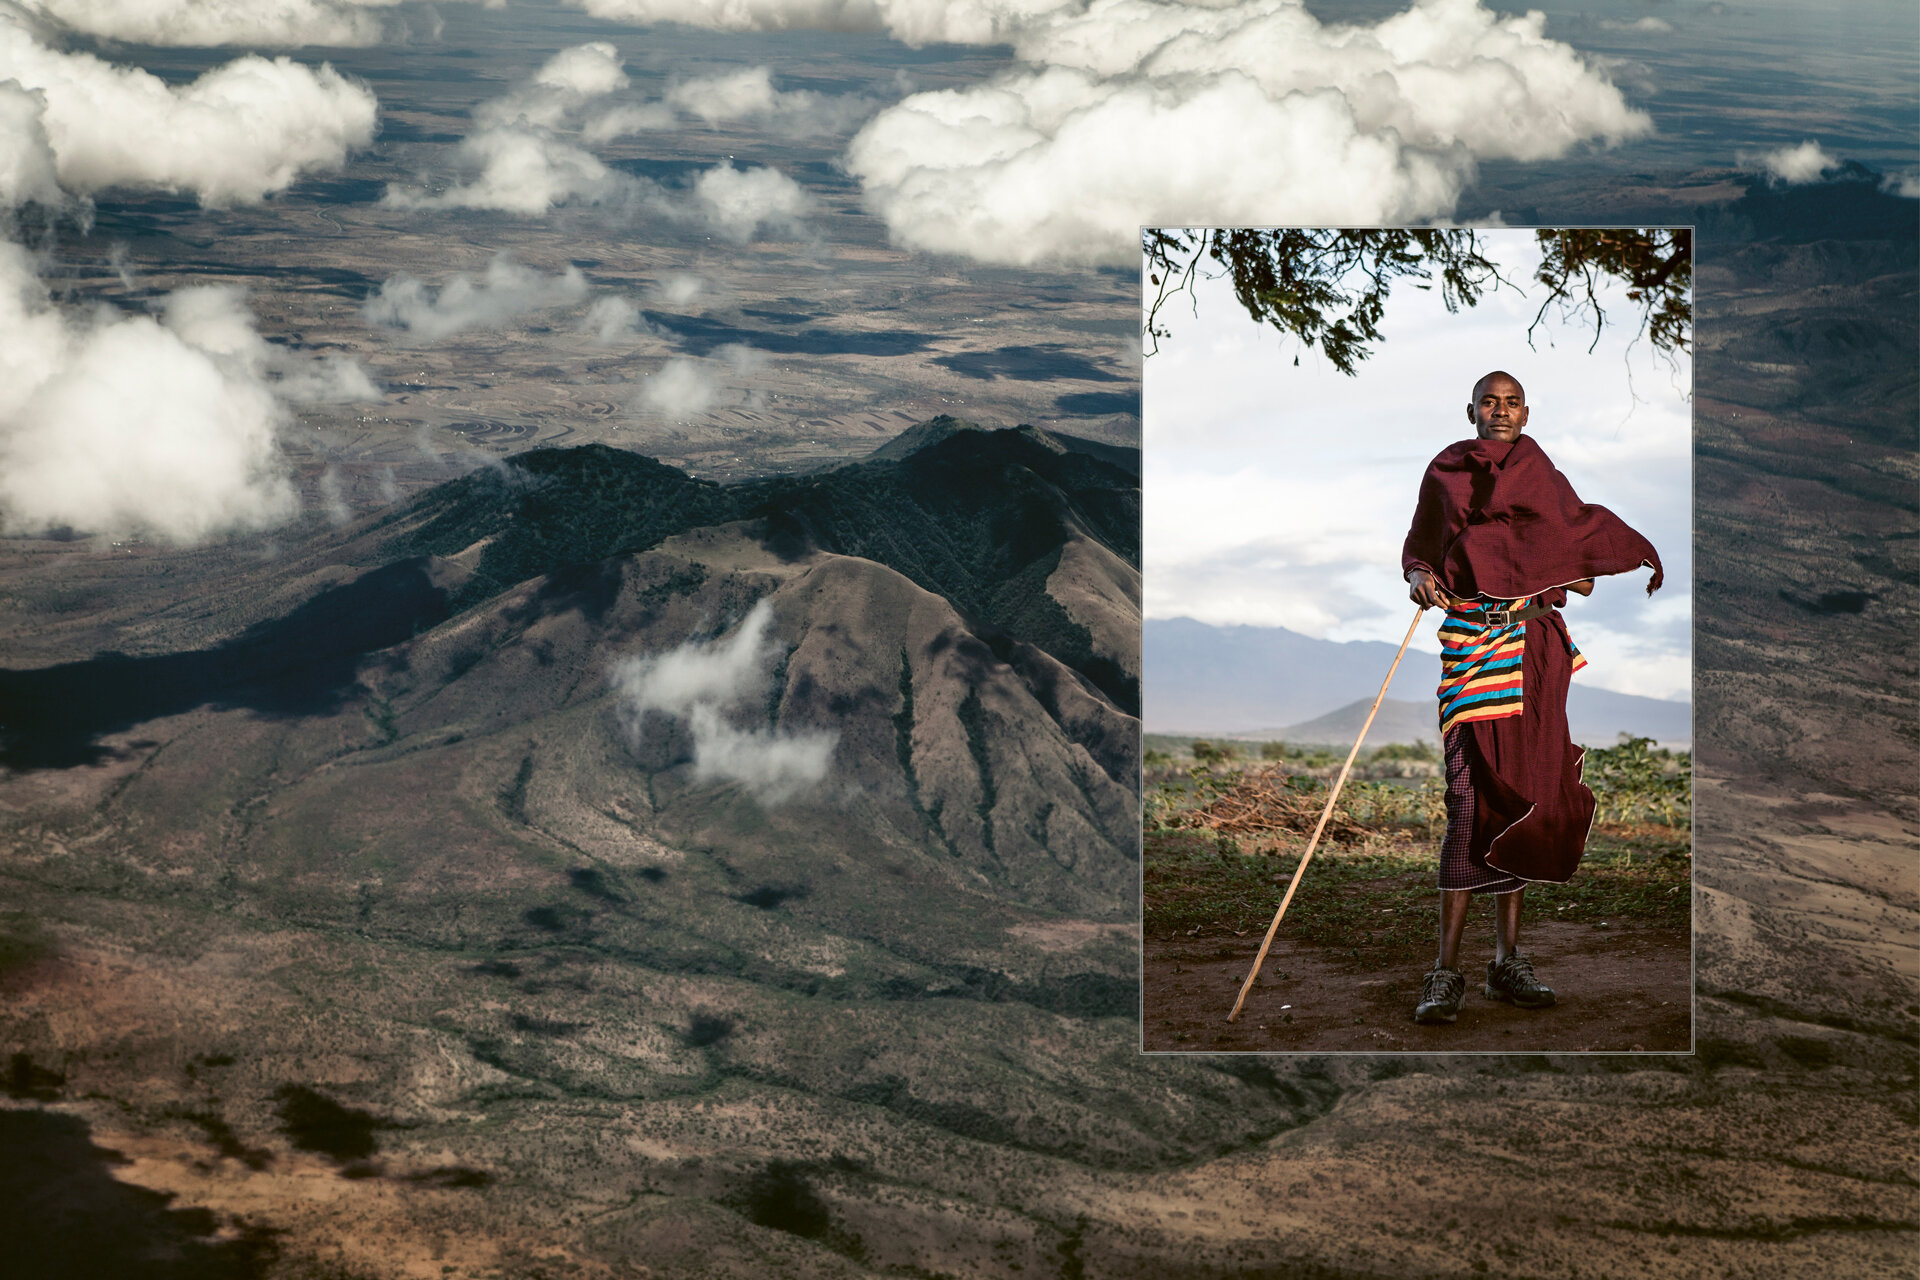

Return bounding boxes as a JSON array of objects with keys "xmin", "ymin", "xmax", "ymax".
[{"xmin": 1143, "ymin": 229, "xmax": 1694, "ymax": 702}]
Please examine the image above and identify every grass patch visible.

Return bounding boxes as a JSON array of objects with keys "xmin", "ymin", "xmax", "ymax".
[{"xmin": 1144, "ymin": 826, "xmax": 1690, "ymax": 970}]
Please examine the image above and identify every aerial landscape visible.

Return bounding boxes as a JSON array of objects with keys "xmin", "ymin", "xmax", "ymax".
[{"xmin": 0, "ymin": 0, "xmax": 1913, "ymax": 1276}]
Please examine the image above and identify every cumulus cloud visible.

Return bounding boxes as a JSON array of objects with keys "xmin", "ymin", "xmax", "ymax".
[
  {"xmin": 693, "ymin": 161, "xmax": 814, "ymax": 241},
  {"xmin": 660, "ymin": 65, "xmax": 877, "ymax": 135},
  {"xmin": 13, "ymin": 0, "xmax": 498, "ymax": 47},
  {"xmin": 0, "ymin": 14, "xmax": 377, "ymax": 205},
  {"xmin": 576, "ymin": 0, "xmax": 1648, "ymax": 266},
  {"xmin": 1598, "ymin": 16, "xmax": 1673, "ymax": 33},
  {"xmin": 363, "ymin": 253, "xmax": 590, "ymax": 340},
  {"xmin": 1741, "ymin": 139, "xmax": 1838, "ymax": 185},
  {"xmin": 567, "ymin": 0, "xmax": 1045, "ymax": 45},
  {"xmin": 386, "ymin": 42, "xmax": 641, "ymax": 212},
  {"xmin": 0, "ymin": 82, "xmax": 61, "ymax": 207},
  {"xmin": 635, "ymin": 345, "xmax": 764, "ymax": 417},
  {"xmin": 652, "ymin": 273, "xmax": 706, "ymax": 305},
  {"xmin": 383, "ymin": 126, "xmax": 638, "ymax": 214},
  {"xmin": 382, "ymin": 46, "xmax": 819, "ymax": 239},
  {"xmin": 852, "ymin": 0, "xmax": 1650, "ymax": 264},
  {"xmin": 638, "ymin": 357, "xmax": 721, "ymax": 416},
  {"xmin": 579, "ymin": 101, "xmax": 676, "ymax": 143},
  {"xmin": 164, "ymin": 284, "xmax": 380, "ymax": 402},
  {"xmin": 0, "ymin": 243, "xmax": 307, "ymax": 543},
  {"xmin": 611, "ymin": 599, "xmax": 836, "ymax": 804},
  {"xmin": 580, "ymin": 65, "xmax": 872, "ymax": 144},
  {"xmin": 581, "ymin": 294, "xmax": 646, "ymax": 342},
  {"xmin": 473, "ymin": 40, "xmax": 629, "ymax": 129}
]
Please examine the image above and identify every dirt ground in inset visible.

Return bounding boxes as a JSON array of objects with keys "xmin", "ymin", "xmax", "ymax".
[{"xmin": 1144, "ymin": 920, "xmax": 1692, "ymax": 1054}]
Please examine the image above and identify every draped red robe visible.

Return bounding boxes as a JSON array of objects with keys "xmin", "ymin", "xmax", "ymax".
[{"xmin": 1402, "ymin": 434, "xmax": 1663, "ymax": 882}]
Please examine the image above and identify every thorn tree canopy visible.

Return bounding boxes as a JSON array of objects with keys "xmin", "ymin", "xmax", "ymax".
[{"xmin": 1143, "ymin": 228, "xmax": 1692, "ymax": 371}]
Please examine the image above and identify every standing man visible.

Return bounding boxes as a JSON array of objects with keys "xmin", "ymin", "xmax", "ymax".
[{"xmin": 1402, "ymin": 371, "xmax": 1662, "ymax": 1025}]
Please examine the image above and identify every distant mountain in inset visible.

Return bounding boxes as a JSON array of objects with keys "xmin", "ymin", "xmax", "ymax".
[
  {"xmin": 1241, "ymin": 692, "xmax": 1691, "ymax": 751},
  {"xmin": 1147, "ymin": 617, "xmax": 1691, "ymax": 748},
  {"xmin": 1145, "ymin": 617, "xmax": 1437, "ymax": 731}
]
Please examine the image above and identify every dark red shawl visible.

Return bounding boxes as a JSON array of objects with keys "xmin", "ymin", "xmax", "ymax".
[
  {"xmin": 1401, "ymin": 434, "xmax": 1663, "ymax": 600},
  {"xmin": 1402, "ymin": 432, "xmax": 1663, "ymax": 883}
]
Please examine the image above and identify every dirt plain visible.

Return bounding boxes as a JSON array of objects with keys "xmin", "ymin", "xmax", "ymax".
[
  {"xmin": 1147, "ymin": 918, "xmax": 1692, "ymax": 1054},
  {"xmin": 0, "ymin": 198, "xmax": 1914, "ymax": 1278}
]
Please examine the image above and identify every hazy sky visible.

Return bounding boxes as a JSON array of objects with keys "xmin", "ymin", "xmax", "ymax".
[{"xmin": 1143, "ymin": 229, "xmax": 1694, "ymax": 702}]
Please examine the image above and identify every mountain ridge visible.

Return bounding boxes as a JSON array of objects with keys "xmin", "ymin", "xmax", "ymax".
[{"xmin": 1147, "ymin": 615, "xmax": 1691, "ymax": 747}]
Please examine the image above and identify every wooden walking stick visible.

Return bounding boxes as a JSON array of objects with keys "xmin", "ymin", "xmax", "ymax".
[{"xmin": 1227, "ymin": 603, "xmax": 1428, "ymax": 1023}]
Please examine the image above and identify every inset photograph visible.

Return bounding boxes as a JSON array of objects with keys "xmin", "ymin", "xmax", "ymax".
[{"xmin": 1140, "ymin": 228, "xmax": 1693, "ymax": 1053}]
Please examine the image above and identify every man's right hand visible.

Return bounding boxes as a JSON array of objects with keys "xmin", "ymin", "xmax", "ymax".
[{"xmin": 1406, "ymin": 569, "xmax": 1452, "ymax": 610}]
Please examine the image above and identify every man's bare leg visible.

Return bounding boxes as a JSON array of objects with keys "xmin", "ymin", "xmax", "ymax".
[
  {"xmin": 1436, "ymin": 889, "xmax": 1472, "ymax": 970},
  {"xmin": 1417, "ymin": 890, "xmax": 1474, "ymax": 1023},
  {"xmin": 1493, "ymin": 887, "xmax": 1523, "ymax": 963},
  {"xmin": 1485, "ymin": 887, "xmax": 1555, "ymax": 1007}
]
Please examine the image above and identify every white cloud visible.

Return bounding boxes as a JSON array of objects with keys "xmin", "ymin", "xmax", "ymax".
[
  {"xmin": 637, "ymin": 355, "xmax": 716, "ymax": 416},
  {"xmin": 1598, "ymin": 16, "xmax": 1673, "ymax": 33},
  {"xmin": 317, "ymin": 464, "xmax": 353, "ymax": 524},
  {"xmin": 363, "ymin": 253, "xmax": 590, "ymax": 340},
  {"xmin": 383, "ymin": 51, "xmax": 820, "ymax": 240},
  {"xmin": 0, "ymin": 14, "xmax": 377, "ymax": 205},
  {"xmin": 581, "ymin": 294, "xmax": 645, "ymax": 342},
  {"xmin": 566, "ymin": 0, "xmax": 1053, "ymax": 45},
  {"xmin": 580, "ymin": 101, "xmax": 677, "ymax": 143},
  {"xmin": 163, "ymin": 284, "xmax": 380, "ymax": 402},
  {"xmin": 1741, "ymin": 139, "xmax": 1837, "ymax": 185},
  {"xmin": 825, "ymin": 0, "xmax": 1654, "ymax": 265},
  {"xmin": 474, "ymin": 41, "xmax": 629, "ymax": 129},
  {"xmin": 652, "ymin": 272, "xmax": 706, "ymax": 305},
  {"xmin": 384, "ymin": 126, "xmax": 639, "ymax": 214},
  {"xmin": 668, "ymin": 66, "xmax": 780, "ymax": 122},
  {"xmin": 635, "ymin": 345, "xmax": 763, "ymax": 417},
  {"xmin": 652, "ymin": 273, "xmax": 706, "ymax": 305},
  {"xmin": 0, "ymin": 243, "xmax": 302, "ymax": 543},
  {"xmin": 532, "ymin": 41, "xmax": 628, "ymax": 96},
  {"xmin": 13, "ymin": 0, "xmax": 504, "ymax": 47},
  {"xmin": 662, "ymin": 65, "xmax": 876, "ymax": 134},
  {"xmin": 0, "ymin": 81, "xmax": 62, "ymax": 207},
  {"xmin": 692, "ymin": 161, "xmax": 813, "ymax": 241},
  {"xmin": 611, "ymin": 599, "xmax": 837, "ymax": 804}
]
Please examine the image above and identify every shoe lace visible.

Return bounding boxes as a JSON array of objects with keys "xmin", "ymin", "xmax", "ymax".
[
  {"xmin": 1423, "ymin": 967, "xmax": 1461, "ymax": 1001},
  {"xmin": 1500, "ymin": 954, "xmax": 1537, "ymax": 985}
]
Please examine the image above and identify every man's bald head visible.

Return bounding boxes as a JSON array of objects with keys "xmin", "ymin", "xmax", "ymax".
[
  {"xmin": 1471, "ymin": 370, "xmax": 1525, "ymax": 404},
  {"xmin": 1467, "ymin": 370, "xmax": 1528, "ymax": 442}
]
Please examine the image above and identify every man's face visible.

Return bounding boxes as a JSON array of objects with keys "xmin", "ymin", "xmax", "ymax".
[{"xmin": 1468, "ymin": 374, "xmax": 1528, "ymax": 442}]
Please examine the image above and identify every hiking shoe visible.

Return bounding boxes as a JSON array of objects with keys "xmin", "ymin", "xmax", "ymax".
[
  {"xmin": 1413, "ymin": 965, "xmax": 1466, "ymax": 1024},
  {"xmin": 1485, "ymin": 954, "xmax": 1556, "ymax": 1008}
]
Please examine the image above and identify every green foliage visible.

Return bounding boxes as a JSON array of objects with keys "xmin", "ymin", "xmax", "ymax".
[
  {"xmin": 1583, "ymin": 737, "xmax": 1692, "ymax": 826},
  {"xmin": 1145, "ymin": 229, "xmax": 1507, "ymax": 371},
  {"xmin": 1368, "ymin": 739, "xmax": 1437, "ymax": 764},
  {"xmin": 1532, "ymin": 228, "xmax": 1692, "ymax": 355},
  {"xmin": 1143, "ymin": 826, "xmax": 1688, "ymax": 968},
  {"xmin": 1144, "ymin": 227, "xmax": 1692, "ymax": 371}
]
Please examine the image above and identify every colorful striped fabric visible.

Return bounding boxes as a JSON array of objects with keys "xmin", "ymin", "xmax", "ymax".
[{"xmin": 1434, "ymin": 597, "xmax": 1586, "ymax": 736}]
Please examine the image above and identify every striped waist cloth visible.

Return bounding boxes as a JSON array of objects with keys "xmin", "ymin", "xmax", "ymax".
[{"xmin": 1435, "ymin": 596, "xmax": 1586, "ymax": 736}]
